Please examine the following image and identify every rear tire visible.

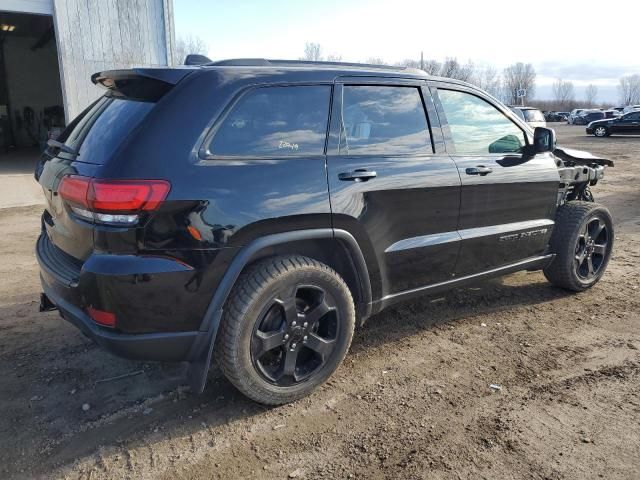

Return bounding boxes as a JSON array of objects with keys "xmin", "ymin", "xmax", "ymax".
[
  {"xmin": 216, "ymin": 255, "xmax": 355, "ymax": 405},
  {"xmin": 544, "ymin": 201, "xmax": 613, "ymax": 291}
]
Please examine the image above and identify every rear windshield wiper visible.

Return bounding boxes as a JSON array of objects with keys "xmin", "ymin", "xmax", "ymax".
[{"xmin": 46, "ymin": 138, "xmax": 78, "ymax": 156}]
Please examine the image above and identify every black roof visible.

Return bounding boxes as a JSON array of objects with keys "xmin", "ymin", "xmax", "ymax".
[
  {"xmin": 201, "ymin": 58, "xmax": 428, "ymax": 79},
  {"xmin": 196, "ymin": 58, "xmax": 486, "ymax": 91}
]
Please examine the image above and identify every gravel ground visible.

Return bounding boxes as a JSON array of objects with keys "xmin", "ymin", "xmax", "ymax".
[{"xmin": 0, "ymin": 124, "xmax": 638, "ymax": 479}]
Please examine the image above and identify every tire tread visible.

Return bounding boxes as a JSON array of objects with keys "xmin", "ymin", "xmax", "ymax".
[
  {"xmin": 544, "ymin": 201, "xmax": 613, "ymax": 291},
  {"xmin": 216, "ymin": 254, "xmax": 355, "ymax": 405}
]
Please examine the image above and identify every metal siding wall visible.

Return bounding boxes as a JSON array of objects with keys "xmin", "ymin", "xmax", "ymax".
[{"xmin": 52, "ymin": 0, "xmax": 173, "ymax": 121}]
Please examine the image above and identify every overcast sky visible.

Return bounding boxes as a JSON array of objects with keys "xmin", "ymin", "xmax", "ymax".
[{"xmin": 174, "ymin": 0, "xmax": 639, "ymax": 103}]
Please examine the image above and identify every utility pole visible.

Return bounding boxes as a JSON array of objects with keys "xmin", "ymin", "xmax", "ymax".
[{"xmin": 420, "ymin": 51, "xmax": 424, "ymax": 71}]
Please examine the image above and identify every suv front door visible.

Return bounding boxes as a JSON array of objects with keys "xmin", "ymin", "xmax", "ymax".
[
  {"xmin": 432, "ymin": 86, "xmax": 559, "ymax": 276},
  {"xmin": 326, "ymin": 80, "xmax": 461, "ymax": 301}
]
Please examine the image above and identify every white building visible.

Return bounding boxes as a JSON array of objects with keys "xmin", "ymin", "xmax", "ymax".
[{"xmin": 0, "ymin": 0, "xmax": 175, "ymax": 153}]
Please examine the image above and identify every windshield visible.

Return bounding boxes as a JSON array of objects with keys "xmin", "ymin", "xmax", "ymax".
[
  {"xmin": 509, "ymin": 107, "xmax": 525, "ymax": 120},
  {"xmin": 523, "ymin": 109, "xmax": 545, "ymax": 122}
]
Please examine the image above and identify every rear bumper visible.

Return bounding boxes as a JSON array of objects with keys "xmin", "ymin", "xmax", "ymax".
[
  {"xmin": 36, "ymin": 232, "xmax": 211, "ymax": 362},
  {"xmin": 39, "ymin": 272, "xmax": 206, "ymax": 361}
]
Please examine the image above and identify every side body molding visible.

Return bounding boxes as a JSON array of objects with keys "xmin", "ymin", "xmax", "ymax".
[{"xmin": 186, "ymin": 228, "xmax": 373, "ymax": 393}]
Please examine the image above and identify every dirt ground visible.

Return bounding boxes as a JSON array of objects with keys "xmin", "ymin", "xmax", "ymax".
[{"xmin": 0, "ymin": 124, "xmax": 638, "ymax": 480}]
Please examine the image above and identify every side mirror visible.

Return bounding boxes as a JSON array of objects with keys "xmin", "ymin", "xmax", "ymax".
[{"xmin": 532, "ymin": 127, "xmax": 556, "ymax": 153}]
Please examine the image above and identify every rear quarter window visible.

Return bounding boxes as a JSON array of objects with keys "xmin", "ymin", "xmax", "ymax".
[{"xmin": 208, "ymin": 85, "xmax": 331, "ymax": 157}]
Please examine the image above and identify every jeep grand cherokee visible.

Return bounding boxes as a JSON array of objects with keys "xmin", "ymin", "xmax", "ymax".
[{"xmin": 36, "ymin": 59, "xmax": 614, "ymax": 404}]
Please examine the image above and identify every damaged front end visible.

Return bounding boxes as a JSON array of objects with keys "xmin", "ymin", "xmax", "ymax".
[{"xmin": 552, "ymin": 146, "xmax": 613, "ymax": 205}]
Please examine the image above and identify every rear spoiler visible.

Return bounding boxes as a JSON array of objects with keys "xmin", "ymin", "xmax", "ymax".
[{"xmin": 91, "ymin": 68, "xmax": 193, "ymax": 101}]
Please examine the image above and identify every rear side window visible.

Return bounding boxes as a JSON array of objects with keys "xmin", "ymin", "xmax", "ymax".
[
  {"xmin": 340, "ymin": 85, "xmax": 432, "ymax": 155},
  {"xmin": 438, "ymin": 89, "xmax": 526, "ymax": 155},
  {"xmin": 209, "ymin": 85, "xmax": 331, "ymax": 157}
]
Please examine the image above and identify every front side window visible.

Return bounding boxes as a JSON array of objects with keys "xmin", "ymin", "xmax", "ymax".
[
  {"xmin": 624, "ymin": 112, "xmax": 640, "ymax": 121},
  {"xmin": 209, "ymin": 85, "xmax": 331, "ymax": 157},
  {"xmin": 340, "ymin": 85, "xmax": 432, "ymax": 155},
  {"xmin": 438, "ymin": 89, "xmax": 526, "ymax": 155}
]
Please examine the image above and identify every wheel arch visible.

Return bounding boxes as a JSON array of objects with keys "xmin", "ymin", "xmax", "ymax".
[{"xmin": 186, "ymin": 228, "xmax": 374, "ymax": 393}]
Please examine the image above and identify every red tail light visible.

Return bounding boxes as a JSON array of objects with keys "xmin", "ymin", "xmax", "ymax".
[
  {"xmin": 58, "ymin": 175, "xmax": 90, "ymax": 209},
  {"xmin": 58, "ymin": 175, "xmax": 170, "ymax": 224},
  {"xmin": 89, "ymin": 180, "xmax": 170, "ymax": 212}
]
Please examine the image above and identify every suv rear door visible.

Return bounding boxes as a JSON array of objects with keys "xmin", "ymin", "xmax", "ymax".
[
  {"xmin": 431, "ymin": 85, "xmax": 559, "ymax": 276},
  {"xmin": 614, "ymin": 112, "xmax": 640, "ymax": 133},
  {"xmin": 326, "ymin": 78, "xmax": 461, "ymax": 300}
]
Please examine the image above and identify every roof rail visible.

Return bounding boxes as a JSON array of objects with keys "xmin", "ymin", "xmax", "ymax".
[{"xmin": 205, "ymin": 58, "xmax": 411, "ymax": 71}]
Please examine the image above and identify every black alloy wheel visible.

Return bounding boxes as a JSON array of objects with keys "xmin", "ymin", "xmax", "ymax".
[
  {"xmin": 250, "ymin": 284, "xmax": 339, "ymax": 386},
  {"xmin": 573, "ymin": 216, "xmax": 609, "ymax": 280}
]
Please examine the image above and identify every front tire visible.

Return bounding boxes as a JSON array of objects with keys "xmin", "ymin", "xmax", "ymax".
[
  {"xmin": 593, "ymin": 125, "xmax": 608, "ymax": 137},
  {"xmin": 216, "ymin": 255, "xmax": 355, "ymax": 405},
  {"xmin": 544, "ymin": 202, "xmax": 614, "ymax": 291}
]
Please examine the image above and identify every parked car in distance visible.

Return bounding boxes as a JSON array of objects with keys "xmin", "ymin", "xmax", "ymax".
[
  {"xmin": 508, "ymin": 106, "xmax": 546, "ymax": 128},
  {"xmin": 573, "ymin": 110, "xmax": 605, "ymax": 125},
  {"xmin": 546, "ymin": 111, "xmax": 569, "ymax": 122},
  {"xmin": 587, "ymin": 111, "xmax": 640, "ymax": 137},
  {"xmin": 603, "ymin": 110, "xmax": 621, "ymax": 119},
  {"xmin": 568, "ymin": 108, "xmax": 589, "ymax": 124},
  {"xmin": 622, "ymin": 105, "xmax": 640, "ymax": 114},
  {"xmin": 35, "ymin": 59, "xmax": 614, "ymax": 405}
]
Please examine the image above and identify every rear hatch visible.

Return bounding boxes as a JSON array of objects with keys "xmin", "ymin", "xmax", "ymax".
[{"xmin": 35, "ymin": 68, "xmax": 192, "ymax": 261}]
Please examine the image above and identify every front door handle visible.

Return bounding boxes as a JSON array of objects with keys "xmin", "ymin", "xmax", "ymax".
[
  {"xmin": 465, "ymin": 166, "xmax": 493, "ymax": 176},
  {"xmin": 338, "ymin": 169, "xmax": 377, "ymax": 182}
]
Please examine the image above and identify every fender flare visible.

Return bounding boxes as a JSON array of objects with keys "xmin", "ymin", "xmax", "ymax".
[{"xmin": 186, "ymin": 228, "xmax": 372, "ymax": 393}]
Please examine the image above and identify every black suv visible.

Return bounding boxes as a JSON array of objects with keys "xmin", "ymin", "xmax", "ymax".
[{"xmin": 36, "ymin": 60, "xmax": 614, "ymax": 405}]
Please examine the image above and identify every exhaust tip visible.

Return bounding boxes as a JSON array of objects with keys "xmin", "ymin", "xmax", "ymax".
[{"xmin": 39, "ymin": 293, "xmax": 58, "ymax": 312}]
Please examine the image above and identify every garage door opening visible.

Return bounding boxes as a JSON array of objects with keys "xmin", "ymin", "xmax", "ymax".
[{"xmin": 0, "ymin": 11, "xmax": 64, "ymax": 175}]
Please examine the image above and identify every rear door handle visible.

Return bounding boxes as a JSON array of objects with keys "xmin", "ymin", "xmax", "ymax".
[
  {"xmin": 338, "ymin": 169, "xmax": 377, "ymax": 182},
  {"xmin": 465, "ymin": 166, "xmax": 493, "ymax": 176}
]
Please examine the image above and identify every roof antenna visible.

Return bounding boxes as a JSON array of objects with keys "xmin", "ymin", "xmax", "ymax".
[{"xmin": 184, "ymin": 54, "xmax": 212, "ymax": 66}]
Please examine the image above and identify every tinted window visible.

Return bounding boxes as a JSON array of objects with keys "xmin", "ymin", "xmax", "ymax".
[
  {"xmin": 210, "ymin": 86, "xmax": 331, "ymax": 157},
  {"xmin": 59, "ymin": 97, "xmax": 109, "ymax": 147},
  {"xmin": 624, "ymin": 112, "xmax": 640, "ymax": 120},
  {"xmin": 77, "ymin": 99, "xmax": 155, "ymax": 164},
  {"xmin": 340, "ymin": 85, "xmax": 431, "ymax": 155},
  {"xmin": 438, "ymin": 89, "xmax": 526, "ymax": 155}
]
